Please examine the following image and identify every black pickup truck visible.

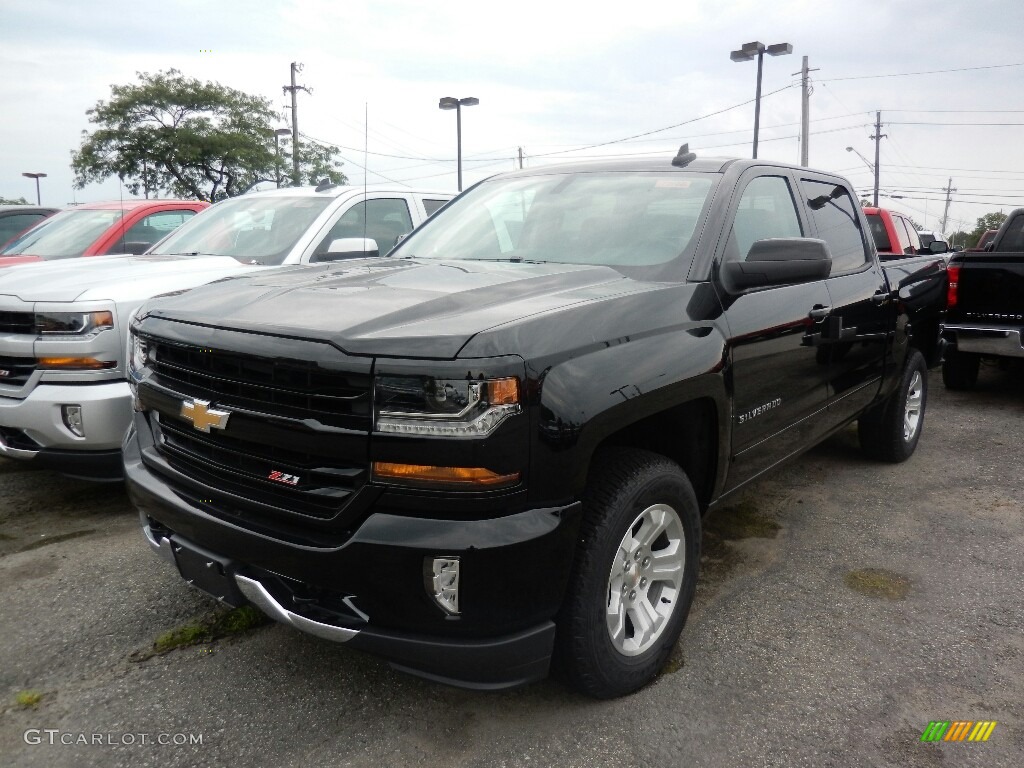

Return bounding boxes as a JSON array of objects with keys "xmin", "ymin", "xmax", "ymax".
[
  {"xmin": 123, "ymin": 150, "xmax": 946, "ymax": 698},
  {"xmin": 942, "ymin": 208, "xmax": 1024, "ymax": 388}
]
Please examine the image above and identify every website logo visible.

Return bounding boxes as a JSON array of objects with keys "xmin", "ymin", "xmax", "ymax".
[{"xmin": 920, "ymin": 721, "xmax": 997, "ymax": 742}]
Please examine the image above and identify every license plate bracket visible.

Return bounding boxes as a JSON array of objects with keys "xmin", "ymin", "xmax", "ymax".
[{"xmin": 171, "ymin": 537, "xmax": 247, "ymax": 607}]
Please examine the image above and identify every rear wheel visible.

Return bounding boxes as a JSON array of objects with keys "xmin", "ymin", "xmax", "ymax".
[
  {"xmin": 942, "ymin": 348, "xmax": 980, "ymax": 390},
  {"xmin": 557, "ymin": 448, "xmax": 701, "ymax": 699},
  {"xmin": 859, "ymin": 348, "xmax": 928, "ymax": 463}
]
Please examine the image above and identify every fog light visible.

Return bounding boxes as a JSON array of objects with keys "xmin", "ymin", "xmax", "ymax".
[
  {"xmin": 429, "ymin": 557, "xmax": 460, "ymax": 615},
  {"xmin": 62, "ymin": 405, "xmax": 85, "ymax": 437}
]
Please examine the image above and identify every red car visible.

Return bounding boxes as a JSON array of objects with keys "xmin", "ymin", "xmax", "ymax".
[{"xmin": 0, "ymin": 199, "xmax": 209, "ymax": 268}]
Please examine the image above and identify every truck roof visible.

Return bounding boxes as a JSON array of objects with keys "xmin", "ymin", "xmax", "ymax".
[
  {"xmin": 240, "ymin": 184, "xmax": 454, "ymax": 199},
  {"xmin": 489, "ymin": 154, "xmax": 852, "ymax": 180}
]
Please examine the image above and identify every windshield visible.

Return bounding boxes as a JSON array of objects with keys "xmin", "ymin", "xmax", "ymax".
[
  {"xmin": 149, "ymin": 195, "xmax": 333, "ymax": 265},
  {"xmin": 394, "ymin": 171, "xmax": 716, "ymax": 277},
  {"xmin": 0, "ymin": 208, "xmax": 122, "ymax": 259}
]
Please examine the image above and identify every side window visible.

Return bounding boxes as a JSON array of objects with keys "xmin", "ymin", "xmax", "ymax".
[
  {"xmin": 0, "ymin": 214, "xmax": 47, "ymax": 246},
  {"xmin": 725, "ymin": 175, "xmax": 803, "ymax": 261},
  {"xmin": 110, "ymin": 210, "xmax": 197, "ymax": 253},
  {"xmin": 799, "ymin": 179, "xmax": 869, "ymax": 273},
  {"xmin": 891, "ymin": 216, "xmax": 914, "ymax": 256},
  {"xmin": 899, "ymin": 218, "xmax": 921, "ymax": 254},
  {"xmin": 993, "ymin": 216, "xmax": 1024, "ymax": 252},
  {"xmin": 422, "ymin": 198, "xmax": 449, "ymax": 216},
  {"xmin": 315, "ymin": 198, "xmax": 414, "ymax": 256},
  {"xmin": 866, "ymin": 213, "xmax": 892, "ymax": 252}
]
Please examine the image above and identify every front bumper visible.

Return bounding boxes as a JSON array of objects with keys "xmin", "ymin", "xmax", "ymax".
[
  {"xmin": 124, "ymin": 425, "xmax": 582, "ymax": 690},
  {"xmin": 0, "ymin": 381, "xmax": 132, "ymax": 478},
  {"xmin": 944, "ymin": 324, "xmax": 1024, "ymax": 359}
]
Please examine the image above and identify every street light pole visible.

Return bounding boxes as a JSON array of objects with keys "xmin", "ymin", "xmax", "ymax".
[
  {"xmin": 22, "ymin": 172, "xmax": 47, "ymax": 205},
  {"xmin": 730, "ymin": 42, "xmax": 792, "ymax": 160},
  {"xmin": 274, "ymin": 128, "xmax": 292, "ymax": 188},
  {"xmin": 439, "ymin": 96, "xmax": 479, "ymax": 191}
]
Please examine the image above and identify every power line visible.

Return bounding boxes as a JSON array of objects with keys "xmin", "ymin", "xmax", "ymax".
[{"xmin": 819, "ymin": 61, "xmax": 1024, "ymax": 82}]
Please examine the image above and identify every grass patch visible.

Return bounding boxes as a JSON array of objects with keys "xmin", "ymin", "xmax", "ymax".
[
  {"xmin": 15, "ymin": 690, "xmax": 43, "ymax": 709},
  {"xmin": 147, "ymin": 605, "xmax": 269, "ymax": 658},
  {"xmin": 844, "ymin": 568, "xmax": 911, "ymax": 600},
  {"xmin": 705, "ymin": 499, "xmax": 781, "ymax": 540}
]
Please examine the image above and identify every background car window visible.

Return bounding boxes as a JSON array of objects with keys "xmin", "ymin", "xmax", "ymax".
[
  {"xmin": 149, "ymin": 196, "xmax": 332, "ymax": 265},
  {"xmin": 865, "ymin": 212, "xmax": 891, "ymax": 252},
  {"xmin": 799, "ymin": 179, "xmax": 869, "ymax": 273},
  {"xmin": 993, "ymin": 215, "xmax": 1023, "ymax": 252},
  {"xmin": 0, "ymin": 214, "xmax": 48, "ymax": 248},
  {"xmin": 423, "ymin": 198, "xmax": 448, "ymax": 216},
  {"xmin": 725, "ymin": 175, "xmax": 803, "ymax": 261},
  {"xmin": 0, "ymin": 209, "xmax": 123, "ymax": 259},
  {"xmin": 314, "ymin": 198, "xmax": 414, "ymax": 256},
  {"xmin": 106, "ymin": 210, "xmax": 198, "ymax": 254},
  {"xmin": 894, "ymin": 216, "xmax": 919, "ymax": 255}
]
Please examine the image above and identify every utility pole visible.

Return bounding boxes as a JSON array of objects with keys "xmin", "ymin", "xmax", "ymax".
[
  {"xmin": 282, "ymin": 63, "xmax": 311, "ymax": 187},
  {"xmin": 870, "ymin": 111, "xmax": 886, "ymax": 207},
  {"xmin": 940, "ymin": 178, "xmax": 957, "ymax": 235},
  {"xmin": 792, "ymin": 56, "xmax": 818, "ymax": 166},
  {"xmin": 518, "ymin": 147, "xmax": 523, "ymax": 170}
]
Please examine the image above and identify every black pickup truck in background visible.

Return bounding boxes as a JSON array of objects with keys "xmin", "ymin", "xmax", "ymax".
[
  {"xmin": 942, "ymin": 207, "xmax": 1024, "ymax": 389},
  {"xmin": 123, "ymin": 150, "xmax": 948, "ymax": 699}
]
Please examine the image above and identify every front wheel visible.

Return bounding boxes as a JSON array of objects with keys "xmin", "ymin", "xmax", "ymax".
[
  {"xmin": 557, "ymin": 448, "xmax": 701, "ymax": 699},
  {"xmin": 858, "ymin": 348, "xmax": 928, "ymax": 463}
]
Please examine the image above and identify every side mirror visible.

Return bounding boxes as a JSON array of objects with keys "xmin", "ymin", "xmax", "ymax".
[
  {"xmin": 722, "ymin": 238, "xmax": 832, "ymax": 290},
  {"xmin": 927, "ymin": 240, "xmax": 949, "ymax": 254},
  {"xmin": 952, "ymin": 245, "xmax": 964, "ymax": 252},
  {"xmin": 312, "ymin": 237, "xmax": 379, "ymax": 263}
]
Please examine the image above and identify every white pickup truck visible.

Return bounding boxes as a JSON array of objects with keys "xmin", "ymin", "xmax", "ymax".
[{"xmin": 0, "ymin": 184, "xmax": 453, "ymax": 478}]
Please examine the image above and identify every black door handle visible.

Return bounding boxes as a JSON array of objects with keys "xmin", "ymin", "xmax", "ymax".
[
  {"xmin": 871, "ymin": 290, "xmax": 889, "ymax": 304},
  {"xmin": 808, "ymin": 305, "xmax": 831, "ymax": 320}
]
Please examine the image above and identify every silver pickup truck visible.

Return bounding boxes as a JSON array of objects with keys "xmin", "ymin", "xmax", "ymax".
[{"xmin": 0, "ymin": 184, "xmax": 452, "ymax": 478}]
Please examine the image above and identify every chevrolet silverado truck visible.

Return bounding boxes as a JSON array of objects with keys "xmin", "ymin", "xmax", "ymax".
[
  {"xmin": 941, "ymin": 207, "xmax": 1024, "ymax": 388},
  {"xmin": 0, "ymin": 184, "xmax": 451, "ymax": 478},
  {"xmin": 124, "ymin": 150, "xmax": 944, "ymax": 698}
]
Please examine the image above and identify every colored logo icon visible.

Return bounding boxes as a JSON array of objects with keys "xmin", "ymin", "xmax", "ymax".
[{"xmin": 921, "ymin": 721, "xmax": 997, "ymax": 742}]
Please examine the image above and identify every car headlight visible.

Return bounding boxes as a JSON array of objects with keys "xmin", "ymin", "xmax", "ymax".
[
  {"xmin": 375, "ymin": 376, "xmax": 520, "ymax": 437},
  {"xmin": 128, "ymin": 331, "xmax": 154, "ymax": 380},
  {"xmin": 35, "ymin": 311, "xmax": 114, "ymax": 336}
]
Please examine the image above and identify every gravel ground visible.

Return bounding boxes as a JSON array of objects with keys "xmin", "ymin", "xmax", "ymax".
[{"xmin": 0, "ymin": 365, "xmax": 1021, "ymax": 767}]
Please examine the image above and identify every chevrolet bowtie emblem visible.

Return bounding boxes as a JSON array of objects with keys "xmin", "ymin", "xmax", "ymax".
[{"xmin": 181, "ymin": 399, "xmax": 231, "ymax": 433}]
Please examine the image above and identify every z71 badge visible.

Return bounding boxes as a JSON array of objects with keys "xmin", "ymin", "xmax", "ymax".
[
  {"xmin": 737, "ymin": 398, "xmax": 782, "ymax": 424},
  {"xmin": 267, "ymin": 470, "xmax": 300, "ymax": 486}
]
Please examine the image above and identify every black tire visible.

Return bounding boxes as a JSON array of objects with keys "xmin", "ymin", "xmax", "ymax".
[
  {"xmin": 942, "ymin": 348, "xmax": 980, "ymax": 390},
  {"xmin": 557, "ymin": 448, "xmax": 701, "ymax": 699},
  {"xmin": 858, "ymin": 348, "xmax": 928, "ymax": 463}
]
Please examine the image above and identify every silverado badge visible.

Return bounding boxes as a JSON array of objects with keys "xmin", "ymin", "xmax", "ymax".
[{"xmin": 181, "ymin": 399, "xmax": 231, "ymax": 433}]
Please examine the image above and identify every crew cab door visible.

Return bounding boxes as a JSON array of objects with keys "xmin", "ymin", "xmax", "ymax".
[
  {"xmin": 303, "ymin": 195, "xmax": 418, "ymax": 262},
  {"xmin": 796, "ymin": 177, "xmax": 889, "ymax": 426},
  {"xmin": 715, "ymin": 171, "xmax": 833, "ymax": 490}
]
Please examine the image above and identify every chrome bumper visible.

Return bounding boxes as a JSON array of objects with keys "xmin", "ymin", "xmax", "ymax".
[{"xmin": 945, "ymin": 325, "xmax": 1024, "ymax": 358}]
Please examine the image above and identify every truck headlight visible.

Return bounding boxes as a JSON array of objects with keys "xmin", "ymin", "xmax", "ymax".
[
  {"xmin": 375, "ymin": 376, "xmax": 520, "ymax": 437},
  {"xmin": 35, "ymin": 311, "xmax": 114, "ymax": 336},
  {"xmin": 129, "ymin": 332, "xmax": 154, "ymax": 380}
]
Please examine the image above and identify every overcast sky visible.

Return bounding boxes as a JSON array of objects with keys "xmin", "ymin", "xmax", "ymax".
[{"xmin": 3, "ymin": 0, "xmax": 1023, "ymax": 235}]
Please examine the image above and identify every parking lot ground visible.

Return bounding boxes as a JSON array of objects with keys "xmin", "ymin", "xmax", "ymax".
[{"xmin": 0, "ymin": 366, "xmax": 1021, "ymax": 767}]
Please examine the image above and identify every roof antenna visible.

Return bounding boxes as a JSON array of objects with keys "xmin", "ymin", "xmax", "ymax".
[{"xmin": 672, "ymin": 144, "xmax": 697, "ymax": 168}]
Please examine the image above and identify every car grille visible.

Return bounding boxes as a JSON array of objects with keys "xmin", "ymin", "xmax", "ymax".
[
  {"xmin": 155, "ymin": 413, "xmax": 366, "ymax": 520},
  {"xmin": 0, "ymin": 311, "xmax": 35, "ymax": 335},
  {"xmin": 146, "ymin": 338, "xmax": 371, "ymax": 425},
  {"xmin": 0, "ymin": 356, "xmax": 36, "ymax": 387},
  {"xmin": 137, "ymin": 334, "xmax": 373, "ymax": 528}
]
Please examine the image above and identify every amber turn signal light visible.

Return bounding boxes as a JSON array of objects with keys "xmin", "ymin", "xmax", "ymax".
[
  {"xmin": 373, "ymin": 462, "xmax": 520, "ymax": 487},
  {"xmin": 37, "ymin": 357, "xmax": 117, "ymax": 370},
  {"xmin": 487, "ymin": 378, "xmax": 519, "ymax": 405}
]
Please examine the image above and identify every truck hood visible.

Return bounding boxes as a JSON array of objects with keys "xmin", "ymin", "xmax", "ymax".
[
  {"xmin": 142, "ymin": 258, "xmax": 659, "ymax": 358},
  {"xmin": 0, "ymin": 255, "xmax": 262, "ymax": 303}
]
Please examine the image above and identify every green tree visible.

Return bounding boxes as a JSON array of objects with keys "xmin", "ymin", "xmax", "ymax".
[
  {"xmin": 0, "ymin": 196, "xmax": 29, "ymax": 205},
  {"xmin": 968, "ymin": 211, "xmax": 1007, "ymax": 247},
  {"xmin": 72, "ymin": 69, "xmax": 345, "ymax": 202}
]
